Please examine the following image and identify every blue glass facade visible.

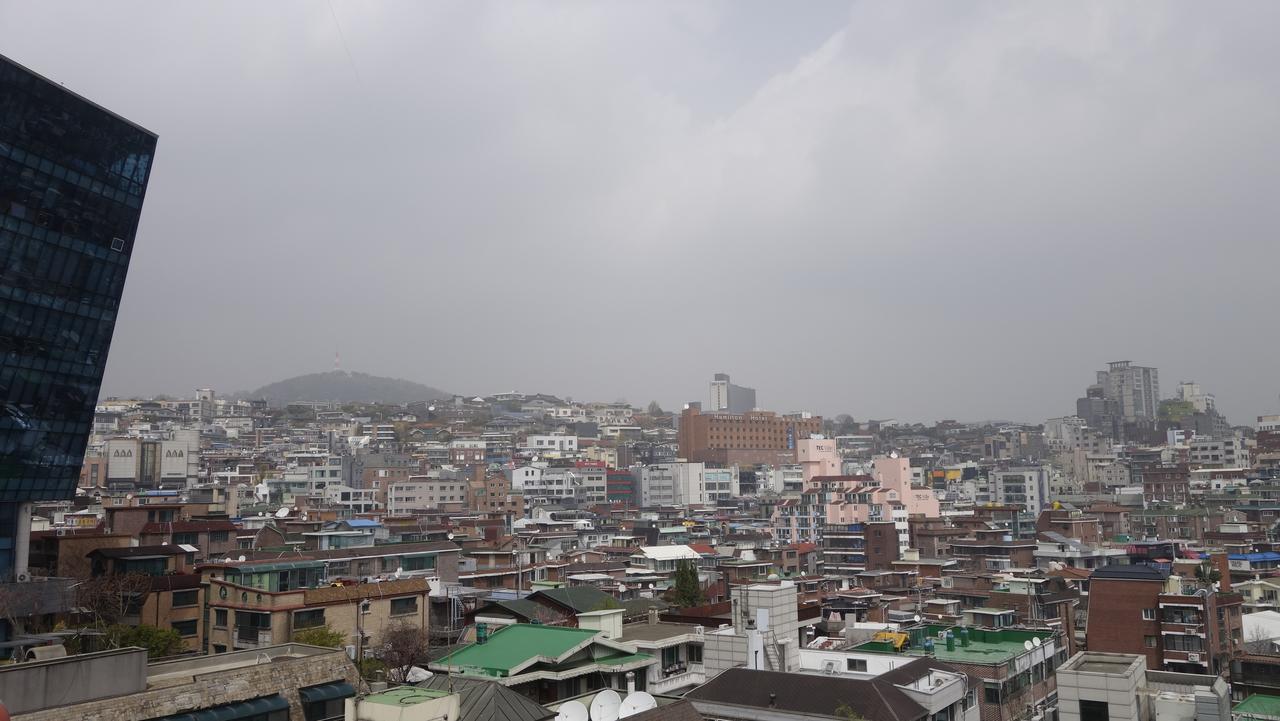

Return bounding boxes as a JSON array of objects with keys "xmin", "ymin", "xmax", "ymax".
[{"xmin": 0, "ymin": 54, "xmax": 156, "ymax": 576}]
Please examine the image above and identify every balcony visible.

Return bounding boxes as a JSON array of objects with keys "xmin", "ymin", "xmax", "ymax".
[
  {"xmin": 1160, "ymin": 622, "xmax": 1205, "ymax": 637},
  {"xmin": 1162, "ymin": 649, "xmax": 1207, "ymax": 666},
  {"xmin": 650, "ymin": 664, "xmax": 705, "ymax": 695},
  {"xmin": 234, "ymin": 627, "xmax": 273, "ymax": 648}
]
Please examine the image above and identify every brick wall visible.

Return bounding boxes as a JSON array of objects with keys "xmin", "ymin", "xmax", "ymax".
[{"xmin": 17, "ymin": 647, "xmax": 358, "ymax": 721}]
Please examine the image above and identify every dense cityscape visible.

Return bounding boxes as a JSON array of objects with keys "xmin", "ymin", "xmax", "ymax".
[{"xmin": 4, "ymin": 5, "xmax": 1280, "ymax": 721}]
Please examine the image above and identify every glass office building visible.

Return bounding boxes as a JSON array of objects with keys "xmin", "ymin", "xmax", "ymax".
[{"xmin": 0, "ymin": 54, "xmax": 157, "ymax": 580}]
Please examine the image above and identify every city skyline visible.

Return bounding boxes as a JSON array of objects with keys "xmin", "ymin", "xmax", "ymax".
[{"xmin": 3, "ymin": 2, "xmax": 1278, "ymax": 424}]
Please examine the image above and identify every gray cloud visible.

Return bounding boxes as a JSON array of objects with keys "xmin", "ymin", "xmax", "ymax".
[{"xmin": 3, "ymin": 1, "xmax": 1277, "ymax": 423}]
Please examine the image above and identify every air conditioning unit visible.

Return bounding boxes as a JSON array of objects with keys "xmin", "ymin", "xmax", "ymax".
[
  {"xmin": 15, "ymin": 573, "xmax": 30, "ymax": 583},
  {"xmin": 823, "ymin": 661, "xmax": 837, "ymax": 675},
  {"xmin": 1188, "ymin": 653, "xmax": 1201, "ymax": 663},
  {"xmin": 55, "ymin": 528, "xmax": 67, "ymax": 537}
]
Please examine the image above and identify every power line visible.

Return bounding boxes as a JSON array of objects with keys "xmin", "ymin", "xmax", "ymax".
[{"xmin": 327, "ymin": 0, "xmax": 363, "ymax": 87}]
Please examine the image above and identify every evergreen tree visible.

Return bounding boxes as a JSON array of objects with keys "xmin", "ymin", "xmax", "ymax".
[{"xmin": 672, "ymin": 560, "xmax": 704, "ymax": 607}]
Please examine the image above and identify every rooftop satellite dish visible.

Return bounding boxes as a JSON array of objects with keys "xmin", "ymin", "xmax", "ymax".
[
  {"xmin": 648, "ymin": 583, "xmax": 656, "ymax": 590},
  {"xmin": 1032, "ymin": 637, "xmax": 1042, "ymax": 647},
  {"xmin": 447, "ymin": 532, "xmax": 455, "ymax": 540},
  {"xmin": 618, "ymin": 583, "xmax": 628, "ymax": 592},
  {"xmin": 590, "ymin": 690, "xmax": 622, "ymax": 721},
  {"xmin": 913, "ymin": 614, "xmax": 922, "ymax": 623},
  {"xmin": 274, "ymin": 507, "xmax": 290, "ymax": 518},
  {"xmin": 395, "ymin": 567, "xmax": 403, "ymax": 578},
  {"xmin": 238, "ymin": 555, "xmax": 247, "ymax": 562},
  {"xmin": 557, "ymin": 700, "xmax": 589, "ymax": 721},
  {"xmin": 1023, "ymin": 640, "xmax": 1034, "ymax": 651},
  {"xmin": 619, "ymin": 692, "xmax": 657, "ymax": 718}
]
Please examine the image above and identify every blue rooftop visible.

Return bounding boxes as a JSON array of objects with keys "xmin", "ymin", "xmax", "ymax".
[
  {"xmin": 345, "ymin": 519, "xmax": 381, "ymax": 528},
  {"xmin": 1229, "ymin": 552, "xmax": 1280, "ymax": 562}
]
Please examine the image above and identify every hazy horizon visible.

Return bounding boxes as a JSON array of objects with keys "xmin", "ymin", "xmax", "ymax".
[{"xmin": 3, "ymin": 2, "xmax": 1277, "ymax": 425}]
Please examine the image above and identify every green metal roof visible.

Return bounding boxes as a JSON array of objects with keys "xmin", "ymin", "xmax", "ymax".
[
  {"xmin": 436, "ymin": 625, "xmax": 600, "ymax": 676},
  {"xmin": 594, "ymin": 652, "xmax": 652, "ymax": 667},
  {"xmin": 1235, "ymin": 694, "xmax": 1280, "ymax": 721}
]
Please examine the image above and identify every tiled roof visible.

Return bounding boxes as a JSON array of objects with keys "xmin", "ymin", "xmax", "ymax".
[
  {"xmin": 1090, "ymin": 564, "xmax": 1168, "ymax": 581},
  {"xmin": 91, "ymin": 545, "xmax": 193, "ymax": 558},
  {"xmin": 687, "ymin": 668, "xmax": 927, "ymax": 721},
  {"xmin": 415, "ymin": 676, "xmax": 554, "ymax": 721}
]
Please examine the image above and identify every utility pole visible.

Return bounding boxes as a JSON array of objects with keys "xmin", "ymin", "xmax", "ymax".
[{"xmin": 355, "ymin": 598, "xmax": 371, "ymax": 675}]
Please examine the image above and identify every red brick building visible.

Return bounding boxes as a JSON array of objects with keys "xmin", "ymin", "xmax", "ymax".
[
  {"xmin": 677, "ymin": 404, "xmax": 821, "ymax": 465},
  {"xmin": 1086, "ymin": 563, "xmax": 1243, "ymax": 675}
]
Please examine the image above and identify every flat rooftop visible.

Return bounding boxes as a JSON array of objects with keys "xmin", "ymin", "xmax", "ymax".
[
  {"xmin": 147, "ymin": 643, "xmax": 340, "ymax": 685},
  {"xmin": 619, "ymin": 622, "xmax": 702, "ymax": 643},
  {"xmin": 854, "ymin": 626, "xmax": 1055, "ymax": 665},
  {"xmin": 365, "ymin": 687, "xmax": 451, "ymax": 706}
]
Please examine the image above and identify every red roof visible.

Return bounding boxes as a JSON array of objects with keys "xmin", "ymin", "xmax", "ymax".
[
  {"xmin": 789, "ymin": 542, "xmax": 818, "ymax": 554},
  {"xmin": 689, "ymin": 543, "xmax": 716, "ymax": 555}
]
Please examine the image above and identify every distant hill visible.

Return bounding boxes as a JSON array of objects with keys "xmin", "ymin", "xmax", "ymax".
[{"xmin": 246, "ymin": 371, "xmax": 451, "ymax": 406}]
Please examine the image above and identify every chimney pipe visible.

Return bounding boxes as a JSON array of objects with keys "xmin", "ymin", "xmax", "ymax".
[{"xmin": 626, "ymin": 671, "xmax": 636, "ymax": 694}]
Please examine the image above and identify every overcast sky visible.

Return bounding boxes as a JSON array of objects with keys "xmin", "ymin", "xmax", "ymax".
[{"xmin": 3, "ymin": 1, "xmax": 1278, "ymax": 424}]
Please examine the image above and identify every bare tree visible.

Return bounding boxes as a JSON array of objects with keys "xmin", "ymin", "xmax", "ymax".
[
  {"xmin": 1244, "ymin": 625, "xmax": 1278, "ymax": 656},
  {"xmin": 75, "ymin": 573, "xmax": 153, "ymax": 627},
  {"xmin": 379, "ymin": 620, "xmax": 431, "ymax": 684}
]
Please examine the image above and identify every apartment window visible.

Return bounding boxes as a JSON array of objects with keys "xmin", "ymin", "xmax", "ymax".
[
  {"xmin": 846, "ymin": 658, "xmax": 868, "ymax": 672},
  {"xmin": 1145, "ymin": 635, "xmax": 1157, "ymax": 648},
  {"xmin": 390, "ymin": 597, "xmax": 418, "ymax": 616},
  {"xmin": 171, "ymin": 619, "xmax": 198, "ymax": 637},
  {"xmin": 294, "ymin": 609, "xmax": 326, "ymax": 629},
  {"xmin": 172, "ymin": 532, "xmax": 198, "ymax": 546},
  {"xmin": 1142, "ymin": 608, "xmax": 1156, "ymax": 620},
  {"xmin": 1080, "ymin": 700, "xmax": 1110, "ymax": 721},
  {"xmin": 215, "ymin": 609, "xmax": 228, "ymax": 628},
  {"xmin": 171, "ymin": 590, "xmax": 199, "ymax": 607},
  {"xmin": 688, "ymin": 644, "xmax": 703, "ymax": 664},
  {"xmin": 984, "ymin": 681, "xmax": 1001, "ymax": 704},
  {"xmin": 210, "ymin": 531, "xmax": 229, "ymax": 543}
]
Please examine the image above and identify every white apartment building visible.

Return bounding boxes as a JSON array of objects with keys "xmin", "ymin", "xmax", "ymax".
[
  {"xmin": 1045, "ymin": 416, "xmax": 1089, "ymax": 452},
  {"xmin": 386, "ymin": 477, "xmax": 470, "ymax": 513},
  {"xmin": 638, "ymin": 462, "xmax": 707, "ymax": 506},
  {"xmin": 508, "ymin": 465, "xmax": 543, "ymax": 490},
  {"xmin": 1190, "ymin": 435, "xmax": 1250, "ymax": 469},
  {"xmin": 522, "ymin": 434, "xmax": 578, "ymax": 454},
  {"xmin": 703, "ymin": 467, "xmax": 740, "ymax": 503},
  {"xmin": 989, "ymin": 466, "xmax": 1051, "ymax": 513},
  {"xmin": 103, "ymin": 429, "xmax": 200, "ymax": 489},
  {"xmin": 322, "ymin": 484, "xmax": 380, "ymax": 515},
  {"xmin": 1097, "ymin": 361, "xmax": 1160, "ymax": 422}
]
